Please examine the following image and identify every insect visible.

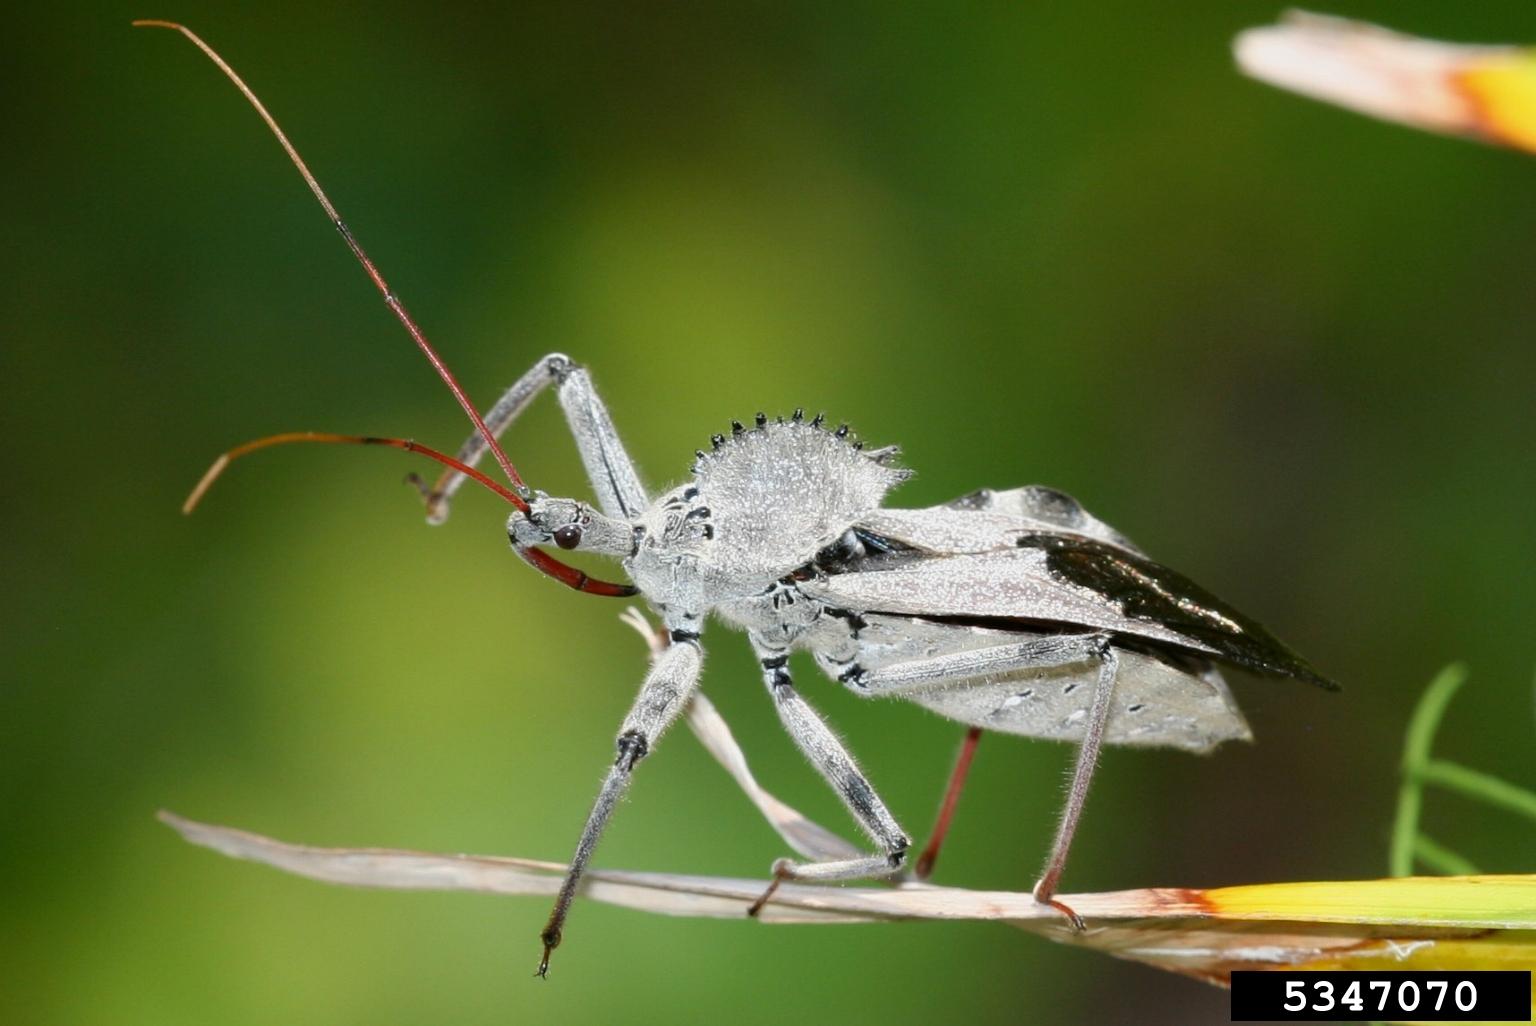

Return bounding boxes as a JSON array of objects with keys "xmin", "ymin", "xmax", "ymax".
[{"xmin": 141, "ymin": 21, "xmax": 1338, "ymax": 978}]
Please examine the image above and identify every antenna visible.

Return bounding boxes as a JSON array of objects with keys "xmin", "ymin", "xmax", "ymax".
[
  {"xmin": 140, "ymin": 21, "xmax": 636, "ymax": 596},
  {"xmin": 133, "ymin": 20, "xmax": 527, "ymax": 501},
  {"xmin": 181, "ymin": 432, "xmax": 524, "ymax": 515}
]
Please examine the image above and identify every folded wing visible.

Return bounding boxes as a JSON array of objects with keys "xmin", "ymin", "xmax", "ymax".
[{"xmin": 809, "ymin": 487, "xmax": 1336, "ymax": 690}]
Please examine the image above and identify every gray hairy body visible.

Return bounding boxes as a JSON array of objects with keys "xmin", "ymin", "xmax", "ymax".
[
  {"xmin": 629, "ymin": 420, "xmax": 1251, "ymax": 753},
  {"xmin": 438, "ymin": 353, "xmax": 1333, "ymax": 971}
]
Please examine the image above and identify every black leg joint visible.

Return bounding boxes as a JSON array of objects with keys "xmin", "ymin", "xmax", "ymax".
[
  {"xmin": 669, "ymin": 628, "xmax": 701, "ymax": 645},
  {"xmin": 615, "ymin": 729, "xmax": 648, "ymax": 770},
  {"xmin": 837, "ymin": 663, "xmax": 869, "ymax": 689},
  {"xmin": 823, "ymin": 606, "xmax": 868, "ymax": 635},
  {"xmin": 887, "ymin": 838, "xmax": 910, "ymax": 870},
  {"xmin": 767, "ymin": 667, "xmax": 793, "ymax": 696}
]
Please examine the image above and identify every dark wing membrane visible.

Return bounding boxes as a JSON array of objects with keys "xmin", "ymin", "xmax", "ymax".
[
  {"xmin": 1017, "ymin": 533, "xmax": 1338, "ymax": 690},
  {"xmin": 800, "ymin": 547, "xmax": 1211, "ymax": 650}
]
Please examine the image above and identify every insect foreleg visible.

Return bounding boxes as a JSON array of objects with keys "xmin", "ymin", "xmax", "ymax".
[
  {"xmin": 618, "ymin": 607, "xmax": 862, "ymax": 864},
  {"xmin": 746, "ymin": 648, "xmax": 908, "ymax": 917},
  {"xmin": 538, "ymin": 636, "xmax": 702, "ymax": 977},
  {"xmin": 424, "ymin": 353, "xmax": 648, "ymax": 523},
  {"xmin": 1032, "ymin": 638, "xmax": 1118, "ymax": 929}
]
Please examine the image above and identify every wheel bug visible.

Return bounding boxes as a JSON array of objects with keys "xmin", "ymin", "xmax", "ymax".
[{"xmin": 139, "ymin": 21, "xmax": 1338, "ymax": 978}]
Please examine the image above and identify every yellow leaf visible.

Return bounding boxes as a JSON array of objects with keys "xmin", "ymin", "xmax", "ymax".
[
  {"xmin": 1207, "ymin": 875, "xmax": 1536, "ymax": 928},
  {"xmin": 1459, "ymin": 55, "xmax": 1536, "ymax": 152}
]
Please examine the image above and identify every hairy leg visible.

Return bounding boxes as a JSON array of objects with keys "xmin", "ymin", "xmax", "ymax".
[
  {"xmin": 423, "ymin": 353, "xmax": 647, "ymax": 522},
  {"xmin": 538, "ymin": 636, "xmax": 703, "ymax": 976},
  {"xmin": 746, "ymin": 646, "xmax": 908, "ymax": 916}
]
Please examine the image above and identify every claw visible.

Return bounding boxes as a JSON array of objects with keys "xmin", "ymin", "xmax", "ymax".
[
  {"xmin": 746, "ymin": 861, "xmax": 792, "ymax": 918},
  {"xmin": 1032, "ymin": 880, "xmax": 1087, "ymax": 931},
  {"xmin": 536, "ymin": 928, "xmax": 560, "ymax": 977}
]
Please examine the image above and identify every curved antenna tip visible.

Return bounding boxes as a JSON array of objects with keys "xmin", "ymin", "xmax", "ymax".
[
  {"xmin": 182, "ymin": 453, "xmax": 230, "ymax": 514},
  {"xmin": 132, "ymin": 16, "xmax": 531, "ymax": 497}
]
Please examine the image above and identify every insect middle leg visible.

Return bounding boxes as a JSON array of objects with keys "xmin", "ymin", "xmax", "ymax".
[
  {"xmin": 746, "ymin": 647, "xmax": 909, "ymax": 917},
  {"xmin": 421, "ymin": 352, "xmax": 648, "ymax": 522}
]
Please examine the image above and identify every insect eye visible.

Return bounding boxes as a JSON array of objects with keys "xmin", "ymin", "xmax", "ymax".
[{"xmin": 552, "ymin": 523, "xmax": 583, "ymax": 550}]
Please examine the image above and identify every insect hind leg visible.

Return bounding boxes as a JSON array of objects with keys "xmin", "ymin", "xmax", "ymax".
[
  {"xmin": 826, "ymin": 630, "xmax": 1121, "ymax": 905},
  {"xmin": 1032, "ymin": 637, "xmax": 1119, "ymax": 930},
  {"xmin": 833, "ymin": 631, "xmax": 1113, "ymax": 696}
]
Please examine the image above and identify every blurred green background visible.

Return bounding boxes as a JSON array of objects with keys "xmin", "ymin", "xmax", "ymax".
[{"xmin": 5, "ymin": 2, "xmax": 1535, "ymax": 1023}]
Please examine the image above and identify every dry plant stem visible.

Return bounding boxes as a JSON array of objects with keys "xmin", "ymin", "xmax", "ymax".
[
  {"xmin": 159, "ymin": 811, "xmax": 1536, "ymax": 989},
  {"xmin": 157, "ymin": 810, "xmax": 1190, "ymax": 924}
]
